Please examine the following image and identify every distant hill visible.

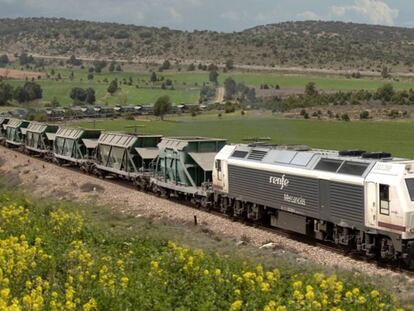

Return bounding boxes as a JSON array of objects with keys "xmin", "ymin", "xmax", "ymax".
[{"xmin": 1, "ymin": 17, "xmax": 414, "ymax": 72}]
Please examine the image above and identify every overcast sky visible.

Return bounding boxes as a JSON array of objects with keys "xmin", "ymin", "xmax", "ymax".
[{"xmin": 0, "ymin": 0, "xmax": 412, "ymax": 31}]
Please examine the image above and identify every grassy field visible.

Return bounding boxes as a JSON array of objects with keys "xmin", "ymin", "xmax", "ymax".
[
  {"xmin": 75, "ymin": 112, "xmax": 414, "ymax": 158},
  {"xmin": 4, "ymin": 65, "xmax": 414, "ymax": 107},
  {"xmin": 7, "ymin": 79, "xmax": 200, "ymax": 107}
]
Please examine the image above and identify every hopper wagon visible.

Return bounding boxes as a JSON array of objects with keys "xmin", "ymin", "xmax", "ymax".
[
  {"xmin": 24, "ymin": 122, "xmax": 59, "ymax": 156},
  {"xmin": 4, "ymin": 119, "xmax": 30, "ymax": 148},
  {"xmin": 151, "ymin": 137, "xmax": 226, "ymax": 205},
  {"xmin": 53, "ymin": 128, "xmax": 101, "ymax": 169},
  {"xmin": 0, "ymin": 117, "xmax": 9, "ymax": 143},
  {"xmin": 93, "ymin": 132, "xmax": 162, "ymax": 188}
]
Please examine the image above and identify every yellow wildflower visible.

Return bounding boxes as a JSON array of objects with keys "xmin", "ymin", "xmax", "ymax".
[{"xmin": 229, "ymin": 300, "xmax": 242, "ymax": 311}]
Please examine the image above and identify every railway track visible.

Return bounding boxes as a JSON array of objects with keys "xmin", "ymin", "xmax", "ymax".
[{"xmin": 2, "ymin": 145, "xmax": 414, "ymax": 278}]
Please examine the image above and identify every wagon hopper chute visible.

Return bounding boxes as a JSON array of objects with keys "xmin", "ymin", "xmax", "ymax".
[
  {"xmin": 4, "ymin": 119, "xmax": 30, "ymax": 147},
  {"xmin": 24, "ymin": 122, "xmax": 59, "ymax": 155},
  {"xmin": 152, "ymin": 137, "xmax": 226, "ymax": 200},
  {"xmin": 94, "ymin": 133, "xmax": 162, "ymax": 186},
  {"xmin": 53, "ymin": 128, "xmax": 101, "ymax": 166}
]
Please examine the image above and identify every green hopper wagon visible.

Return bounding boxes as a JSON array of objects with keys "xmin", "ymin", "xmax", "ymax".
[
  {"xmin": 152, "ymin": 137, "xmax": 226, "ymax": 201},
  {"xmin": 25, "ymin": 122, "xmax": 59, "ymax": 155},
  {"xmin": 53, "ymin": 128, "xmax": 101, "ymax": 166},
  {"xmin": 0, "ymin": 117, "xmax": 9, "ymax": 142},
  {"xmin": 94, "ymin": 133, "xmax": 162, "ymax": 186},
  {"xmin": 5, "ymin": 119, "xmax": 30, "ymax": 147}
]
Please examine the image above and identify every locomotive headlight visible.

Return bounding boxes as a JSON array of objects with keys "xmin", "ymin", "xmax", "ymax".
[{"xmin": 410, "ymin": 228, "xmax": 414, "ymax": 233}]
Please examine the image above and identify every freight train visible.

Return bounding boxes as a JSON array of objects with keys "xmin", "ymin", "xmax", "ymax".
[{"xmin": 2, "ymin": 117, "xmax": 414, "ymax": 268}]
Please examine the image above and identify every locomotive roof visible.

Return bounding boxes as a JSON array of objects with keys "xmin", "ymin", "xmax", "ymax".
[{"xmin": 229, "ymin": 144, "xmax": 408, "ymax": 177}]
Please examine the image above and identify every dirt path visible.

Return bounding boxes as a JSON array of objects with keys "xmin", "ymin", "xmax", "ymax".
[
  {"xmin": 0, "ymin": 68, "xmax": 46, "ymax": 79},
  {"xmin": 0, "ymin": 145, "xmax": 411, "ymax": 284},
  {"xmin": 21, "ymin": 53, "xmax": 414, "ymax": 78},
  {"xmin": 215, "ymin": 87, "xmax": 225, "ymax": 103}
]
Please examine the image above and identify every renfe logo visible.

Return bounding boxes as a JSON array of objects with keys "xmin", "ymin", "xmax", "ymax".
[{"xmin": 269, "ymin": 175, "xmax": 289, "ymax": 190}]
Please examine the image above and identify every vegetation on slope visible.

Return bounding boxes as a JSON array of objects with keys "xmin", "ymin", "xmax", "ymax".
[
  {"xmin": 2, "ymin": 18, "xmax": 414, "ymax": 71},
  {"xmin": 0, "ymin": 186, "xmax": 405, "ymax": 310}
]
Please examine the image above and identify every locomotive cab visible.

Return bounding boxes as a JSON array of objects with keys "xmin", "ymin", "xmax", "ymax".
[
  {"xmin": 365, "ymin": 161, "xmax": 414, "ymax": 241},
  {"xmin": 213, "ymin": 145, "xmax": 236, "ymax": 193}
]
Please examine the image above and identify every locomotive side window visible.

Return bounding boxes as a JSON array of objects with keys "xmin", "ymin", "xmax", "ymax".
[
  {"xmin": 379, "ymin": 184, "xmax": 390, "ymax": 215},
  {"xmin": 215, "ymin": 160, "xmax": 222, "ymax": 181},
  {"xmin": 215, "ymin": 160, "xmax": 221, "ymax": 172},
  {"xmin": 406, "ymin": 179, "xmax": 414, "ymax": 201},
  {"xmin": 314, "ymin": 159, "xmax": 343, "ymax": 172},
  {"xmin": 337, "ymin": 161, "xmax": 369, "ymax": 176}
]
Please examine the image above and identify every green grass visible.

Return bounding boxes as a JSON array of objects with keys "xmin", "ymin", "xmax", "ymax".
[
  {"xmin": 75, "ymin": 113, "xmax": 414, "ymax": 158},
  {"xmin": 5, "ymin": 66, "xmax": 414, "ymax": 108},
  {"xmin": 53, "ymin": 68, "xmax": 414, "ymax": 91},
  {"xmin": 7, "ymin": 79, "xmax": 199, "ymax": 107}
]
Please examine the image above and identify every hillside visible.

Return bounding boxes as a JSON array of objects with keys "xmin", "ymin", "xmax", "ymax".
[{"xmin": 1, "ymin": 18, "xmax": 414, "ymax": 71}]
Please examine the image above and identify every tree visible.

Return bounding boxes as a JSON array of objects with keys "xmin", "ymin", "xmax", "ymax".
[
  {"xmin": 0, "ymin": 82, "xmax": 13, "ymax": 105},
  {"xmin": 209, "ymin": 70, "xmax": 219, "ymax": 85},
  {"xmin": 150, "ymin": 72, "xmax": 157, "ymax": 82},
  {"xmin": 187, "ymin": 63, "xmax": 196, "ymax": 71},
  {"xmin": 160, "ymin": 60, "xmax": 171, "ymax": 71},
  {"xmin": 360, "ymin": 111, "xmax": 370, "ymax": 119},
  {"xmin": 381, "ymin": 66, "xmax": 390, "ymax": 79},
  {"xmin": 153, "ymin": 95, "xmax": 172, "ymax": 120},
  {"xmin": 0, "ymin": 54, "xmax": 9, "ymax": 66},
  {"xmin": 305, "ymin": 82, "xmax": 318, "ymax": 97},
  {"xmin": 50, "ymin": 97, "xmax": 60, "ymax": 107},
  {"xmin": 85, "ymin": 88, "xmax": 96, "ymax": 104},
  {"xmin": 93, "ymin": 60, "xmax": 107, "ymax": 73},
  {"xmin": 107, "ymin": 79, "xmax": 118, "ymax": 95},
  {"xmin": 87, "ymin": 73, "xmax": 94, "ymax": 80},
  {"xmin": 224, "ymin": 77, "xmax": 237, "ymax": 99},
  {"xmin": 246, "ymin": 88, "xmax": 256, "ymax": 103},
  {"xmin": 109, "ymin": 62, "xmax": 115, "ymax": 72},
  {"xmin": 115, "ymin": 64, "xmax": 122, "ymax": 72},
  {"xmin": 67, "ymin": 55, "xmax": 82, "ymax": 66},
  {"xmin": 19, "ymin": 52, "xmax": 34, "ymax": 65},
  {"xmin": 70, "ymin": 87, "xmax": 87, "ymax": 103},
  {"xmin": 341, "ymin": 113, "xmax": 350, "ymax": 122},
  {"xmin": 225, "ymin": 59, "xmax": 234, "ymax": 70},
  {"xmin": 13, "ymin": 82, "xmax": 42, "ymax": 103},
  {"xmin": 376, "ymin": 83, "xmax": 395, "ymax": 102}
]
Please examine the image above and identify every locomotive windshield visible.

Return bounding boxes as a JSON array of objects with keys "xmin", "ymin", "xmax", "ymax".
[{"xmin": 406, "ymin": 179, "xmax": 414, "ymax": 201}]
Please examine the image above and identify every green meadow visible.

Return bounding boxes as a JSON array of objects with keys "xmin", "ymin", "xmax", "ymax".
[
  {"xmin": 4, "ymin": 66, "xmax": 414, "ymax": 107},
  {"xmin": 75, "ymin": 113, "xmax": 414, "ymax": 158}
]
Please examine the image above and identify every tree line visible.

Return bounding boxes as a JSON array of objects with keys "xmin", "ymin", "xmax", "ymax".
[{"xmin": 0, "ymin": 81, "xmax": 42, "ymax": 105}]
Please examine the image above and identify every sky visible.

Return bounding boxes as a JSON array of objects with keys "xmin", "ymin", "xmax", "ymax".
[{"xmin": 0, "ymin": 0, "xmax": 413, "ymax": 31}]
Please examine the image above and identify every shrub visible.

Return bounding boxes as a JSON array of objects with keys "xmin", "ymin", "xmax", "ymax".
[
  {"xmin": 341, "ymin": 113, "xmax": 351, "ymax": 121},
  {"xmin": 360, "ymin": 111, "xmax": 370, "ymax": 119}
]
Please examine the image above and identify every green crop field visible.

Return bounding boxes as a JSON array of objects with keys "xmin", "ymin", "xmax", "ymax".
[
  {"xmin": 4, "ymin": 65, "xmax": 414, "ymax": 108},
  {"xmin": 7, "ymin": 79, "xmax": 200, "ymax": 107},
  {"xmin": 75, "ymin": 113, "xmax": 414, "ymax": 158}
]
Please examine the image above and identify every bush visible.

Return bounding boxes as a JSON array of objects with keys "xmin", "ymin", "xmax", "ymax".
[
  {"xmin": 360, "ymin": 111, "xmax": 370, "ymax": 120},
  {"xmin": 341, "ymin": 113, "xmax": 351, "ymax": 121},
  {"xmin": 224, "ymin": 102, "xmax": 236, "ymax": 114}
]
